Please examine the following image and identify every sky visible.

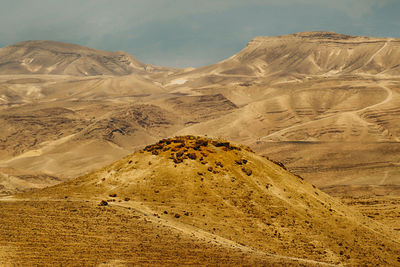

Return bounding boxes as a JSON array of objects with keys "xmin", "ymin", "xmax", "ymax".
[{"xmin": 0, "ymin": 0, "xmax": 399, "ymax": 67}]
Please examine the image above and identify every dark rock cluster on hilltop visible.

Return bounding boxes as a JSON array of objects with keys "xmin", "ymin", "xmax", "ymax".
[
  {"xmin": 141, "ymin": 135, "xmax": 258, "ymax": 176},
  {"xmin": 142, "ymin": 136, "xmax": 252, "ymax": 165}
]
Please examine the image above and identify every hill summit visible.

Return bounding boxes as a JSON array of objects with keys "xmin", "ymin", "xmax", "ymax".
[{"xmin": 24, "ymin": 135, "xmax": 400, "ymax": 266}]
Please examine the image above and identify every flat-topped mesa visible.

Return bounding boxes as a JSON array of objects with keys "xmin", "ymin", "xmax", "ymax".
[
  {"xmin": 248, "ymin": 31, "xmax": 393, "ymax": 46},
  {"xmin": 228, "ymin": 31, "xmax": 400, "ymax": 77},
  {"xmin": 293, "ymin": 31, "xmax": 356, "ymax": 39},
  {"xmin": 254, "ymin": 31, "xmax": 355, "ymax": 40}
]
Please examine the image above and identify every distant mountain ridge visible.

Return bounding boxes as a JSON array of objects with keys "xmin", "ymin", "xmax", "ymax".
[
  {"xmin": 1, "ymin": 32, "xmax": 400, "ymax": 78},
  {"xmin": 0, "ymin": 40, "xmax": 178, "ymax": 76},
  {"xmin": 176, "ymin": 31, "xmax": 400, "ymax": 81}
]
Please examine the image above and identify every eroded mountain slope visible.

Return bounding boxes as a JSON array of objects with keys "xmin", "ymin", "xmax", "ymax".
[{"xmin": 0, "ymin": 40, "xmax": 180, "ymax": 77}]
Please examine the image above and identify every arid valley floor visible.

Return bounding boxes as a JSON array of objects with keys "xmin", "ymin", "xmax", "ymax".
[{"xmin": 0, "ymin": 32, "xmax": 400, "ymax": 266}]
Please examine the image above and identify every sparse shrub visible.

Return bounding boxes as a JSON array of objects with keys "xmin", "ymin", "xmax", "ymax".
[
  {"xmin": 173, "ymin": 157, "xmax": 183, "ymax": 164},
  {"xmin": 212, "ymin": 141, "xmax": 230, "ymax": 148},
  {"xmin": 195, "ymin": 139, "xmax": 208, "ymax": 147},
  {"xmin": 270, "ymin": 159, "xmax": 287, "ymax": 170},
  {"xmin": 294, "ymin": 173, "xmax": 304, "ymax": 180},
  {"xmin": 99, "ymin": 200, "xmax": 108, "ymax": 206},
  {"xmin": 187, "ymin": 153, "xmax": 197, "ymax": 160},
  {"xmin": 241, "ymin": 167, "xmax": 252, "ymax": 176}
]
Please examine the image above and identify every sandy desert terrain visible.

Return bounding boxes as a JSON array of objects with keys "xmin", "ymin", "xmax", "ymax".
[
  {"xmin": 1, "ymin": 32, "xmax": 399, "ymax": 197},
  {"xmin": 0, "ymin": 32, "xmax": 400, "ymax": 265},
  {"xmin": 1, "ymin": 136, "xmax": 399, "ymax": 266}
]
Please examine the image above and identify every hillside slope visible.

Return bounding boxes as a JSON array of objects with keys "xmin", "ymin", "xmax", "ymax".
[{"xmin": 14, "ymin": 136, "xmax": 400, "ymax": 266}]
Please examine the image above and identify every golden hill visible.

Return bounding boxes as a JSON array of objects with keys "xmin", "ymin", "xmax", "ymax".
[{"xmin": 5, "ymin": 136, "xmax": 398, "ymax": 266}]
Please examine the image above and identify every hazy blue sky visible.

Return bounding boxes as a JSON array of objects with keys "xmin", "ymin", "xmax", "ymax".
[{"xmin": 1, "ymin": 0, "xmax": 399, "ymax": 67}]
